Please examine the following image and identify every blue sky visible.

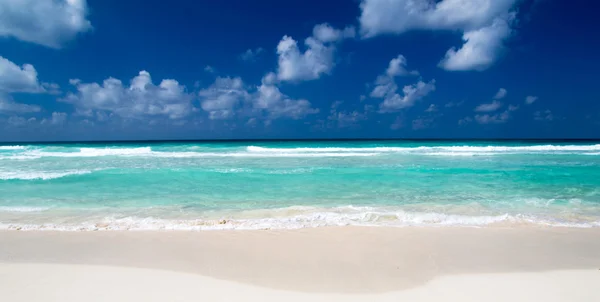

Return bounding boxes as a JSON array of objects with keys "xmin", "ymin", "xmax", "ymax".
[{"xmin": 0, "ymin": 0, "xmax": 598, "ymax": 141}]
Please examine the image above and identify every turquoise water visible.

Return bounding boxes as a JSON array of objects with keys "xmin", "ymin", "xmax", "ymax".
[{"xmin": 1, "ymin": 141, "xmax": 600, "ymax": 230}]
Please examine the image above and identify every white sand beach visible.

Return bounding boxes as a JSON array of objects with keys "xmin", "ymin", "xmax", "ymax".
[{"xmin": 1, "ymin": 227, "xmax": 600, "ymax": 301}]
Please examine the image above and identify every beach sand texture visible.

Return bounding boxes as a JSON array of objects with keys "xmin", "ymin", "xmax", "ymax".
[{"xmin": 1, "ymin": 227, "xmax": 600, "ymax": 301}]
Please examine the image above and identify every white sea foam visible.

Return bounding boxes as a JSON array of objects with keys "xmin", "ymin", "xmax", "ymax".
[
  {"xmin": 247, "ymin": 144, "xmax": 600, "ymax": 154},
  {"xmin": 0, "ymin": 170, "xmax": 94, "ymax": 180},
  {"xmin": 0, "ymin": 145, "xmax": 26, "ymax": 150},
  {"xmin": 0, "ymin": 206, "xmax": 50, "ymax": 213},
  {"xmin": 2, "ymin": 207, "xmax": 599, "ymax": 231},
  {"xmin": 21, "ymin": 148, "xmax": 378, "ymax": 158}
]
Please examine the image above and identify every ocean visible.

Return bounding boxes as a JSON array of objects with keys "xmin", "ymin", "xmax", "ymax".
[{"xmin": 1, "ymin": 140, "xmax": 600, "ymax": 230}]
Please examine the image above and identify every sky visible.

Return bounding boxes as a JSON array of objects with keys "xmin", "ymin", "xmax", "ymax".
[{"xmin": 0, "ymin": 0, "xmax": 599, "ymax": 141}]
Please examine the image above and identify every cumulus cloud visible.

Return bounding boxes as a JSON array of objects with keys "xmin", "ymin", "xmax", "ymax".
[
  {"xmin": 312, "ymin": 23, "xmax": 356, "ymax": 43},
  {"xmin": 359, "ymin": 0, "xmax": 519, "ymax": 71},
  {"xmin": 240, "ymin": 47, "xmax": 264, "ymax": 61},
  {"xmin": 386, "ymin": 54, "xmax": 419, "ymax": 76},
  {"xmin": 276, "ymin": 23, "xmax": 353, "ymax": 82},
  {"xmin": 494, "ymin": 88, "xmax": 507, "ymax": 100},
  {"xmin": 474, "ymin": 110, "xmax": 510, "ymax": 124},
  {"xmin": 198, "ymin": 77, "xmax": 249, "ymax": 120},
  {"xmin": 438, "ymin": 18, "xmax": 512, "ymax": 71},
  {"xmin": 204, "ymin": 65, "xmax": 215, "ymax": 73},
  {"xmin": 61, "ymin": 71, "xmax": 194, "ymax": 120},
  {"xmin": 525, "ymin": 95, "xmax": 538, "ymax": 104},
  {"xmin": 0, "ymin": 0, "xmax": 92, "ymax": 48},
  {"xmin": 474, "ymin": 100, "xmax": 502, "ymax": 112},
  {"xmin": 254, "ymin": 73, "xmax": 319, "ymax": 119},
  {"xmin": 378, "ymin": 80, "xmax": 436, "ymax": 112},
  {"xmin": 326, "ymin": 101, "xmax": 368, "ymax": 128},
  {"xmin": 0, "ymin": 56, "xmax": 43, "ymax": 93},
  {"xmin": 425, "ymin": 104, "xmax": 437, "ymax": 112},
  {"xmin": 0, "ymin": 96, "xmax": 41, "ymax": 114},
  {"xmin": 369, "ymin": 55, "xmax": 435, "ymax": 112},
  {"xmin": 41, "ymin": 112, "xmax": 67, "ymax": 125},
  {"xmin": 6, "ymin": 116, "xmax": 37, "ymax": 127},
  {"xmin": 198, "ymin": 73, "xmax": 319, "ymax": 120}
]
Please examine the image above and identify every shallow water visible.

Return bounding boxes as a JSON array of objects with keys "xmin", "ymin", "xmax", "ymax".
[{"xmin": 1, "ymin": 140, "xmax": 600, "ymax": 230}]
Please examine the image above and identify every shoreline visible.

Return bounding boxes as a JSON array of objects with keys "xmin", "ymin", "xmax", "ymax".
[{"xmin": 2, "ymin": 227, "xmax": 600, "ymax": 295}]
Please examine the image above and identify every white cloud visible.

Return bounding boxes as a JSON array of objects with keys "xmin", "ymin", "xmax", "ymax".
[
  {"xmin": 508, "ymin": 104, "xmax": 519, "ymax": 111},
  {"xmin": 0, "ymin": 0, "xmax": 92, "ymax": 48},
  {"xmin": 474, "ymin": 110, "xmax": 510, "ymax": 124},
  {"xmin": 525, "ymin": 95, "xmax": 538, "ymax": 104},
  {"xmin": 534, "ymin": 109, "xmax": 553, "ymax": 121},
  {"xmin": 378, "ymin": 80, "xmax": 436, "ymax": 112},
  {"xmin": 386, "ymin": 54, "xmax": 419, "ymax": 76},
  {"xmin": 438, "ymin": 18, "xmax": 512, "ymax": 71},
  {"xmin": 198, "ymin": 77, "xmax": 249, "ymax": 120},
  {"xmin": 425, "ymin": 104, "xmax": 437, "ymax": 112},
  {"xmin": 198, "ymin": 73, "xmax": 319, "ymax": 121},
  {"xmin": 0, "ymin": 95, "xmax": 41, "ymax": 114},
  {"xmin": 254, "ymin": 73, "xmax": 319, "ymax": 119},
  {"xmin": 312, "ymin": 23, "xmax": 356, "ymax": 43},
  {"xmin": 240, "ymin": 48, "xmax": 264, "ymax": 61},
  {"xmin": 276, "ymin": 23, "xmax": 354, "ymax": 82},
  {"xmin": 0, "ymin": 56, "xmax": 43, "ymax": 93},
  {"xmin": 276, "ymin": 35, "xmax": 334, "ymax": 82},
  {"xmin": 204, "ymin": 65, "xmax": 215, "ymax": 73},
  {"xmin": 474, "ymin": 100, "xmax": 502, "ymax": 112},
  {"xmin": 494, "ymin": 88, "xmax": 507, "ymax": 99},
  {"xmin": 359, "ymin": 0, "xmax": 518, "ymax": 71},
  {"xmin": 61, "ymin": 71, "xmax": 194, "ymax": 120},
  {"xmin": 369, "ymin": 55, "xmax": 435, "ymax": 112},
  {"xmin": 6, "ymin": 116, "xmax": 37, "ymax": 127},
  {"xmin": 327, "ymin": 101, "xmax": 367, "ymax": 128},
  {"xmin": 41, "ymin": 112, "xmax": 67, "ymax": 125}
]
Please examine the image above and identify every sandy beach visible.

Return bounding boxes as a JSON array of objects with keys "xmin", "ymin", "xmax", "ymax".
[{"xmin": 1, "ymin": 227, "xmax": 600, "ymax": 301}]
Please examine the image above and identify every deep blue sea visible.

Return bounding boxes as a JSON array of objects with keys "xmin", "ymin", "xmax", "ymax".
[{"xmin": 1, "ymin": 140, "xmax": 600, "ymax": 230}]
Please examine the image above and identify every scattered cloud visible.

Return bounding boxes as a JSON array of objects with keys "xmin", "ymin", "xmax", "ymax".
[
  {"xmin": 525, "ymin": 95, "xmax": 538, "ymax": 104},
  {"xmin": 445, "ymin": 100, "xmax": 464, "ymax": 108},
  {"xmin": 5, "ymin": 116, "xmax": 37, "ymax": 127},
  {"xmin": 327, "ymin": 100, "xmax": 368, "ymax": 128},
  {"xmin": 475, "ymin": 100, "xmax": 502, "ymax": 112},
  {"xmin": 369, "ymin": 55, "xmax": 435, "ymax": 112},
  {"xmin": 0, "ymin": 96, "xmax": 41, "ymax": 114},
  {"xmin": 0, "ymin": 56, "xmax": 44, "ymax": 93},
  {"xmin": 386, "ymin": 54, "xmax": 419, "ymax": 76},
  {"xmin": 198, "ymin": 77, "xmax": 249, "ymax": 120},
  {"xmin": 276, "ymin": 23, "xmax": 353, "ymax": 82},
  {"xmin": 254, "ymin": 73, "xmax": 319, "ymax": 119},
  {"xmin": 61, "ymin": 70, "xmax": 195, "ymax": 120},
  {"xmin": 474, "ymin": 110, "xmax": 510, "ymax": 124},
  {"xmin": 239, "ymin": 47, "xmax": 264, "ymax": 62},
  {"xmin": 425, "ymin": 104, "xmax": 437, "ymax": 112},
  {"xmin": 534, "ymin": 109, "xmax": 553, "ymax": 121},
  {"xmin": 508, "ymin": 104, "xmax": 519, "ymax": 111},
  {"xmin": 359, "ymin": 0, "xmax": 519, "ymax": 71},
  {"xmin": 312, "ymin": 23, "xmax": 356, "ymax": 43},
  {"xmin": 458, "ymin": 116, "xmax": 473, "ymax": 125},
  {"xmin": 494, "ymin": 88, "xmax": 507, "ymax": 100},
  {"xmin": 204, "ymin": 65, "xmax": 215, "ymax": 73},
  {"xmin": 0, "ymin": 0, "xmax": 92, "ymax": 48},
  {"xmin": 412, "ymin": 117, "xmax": 436, "ymax": 130},
  {"xmin": 438, "ymin": 17, "xmax": 513, "ymax": 71},
  {"xmin": 41, "ymin": 112, "xmax": 67, "ymax": 125}
]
